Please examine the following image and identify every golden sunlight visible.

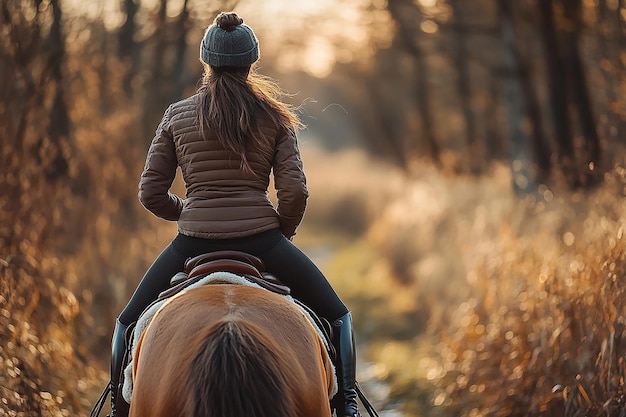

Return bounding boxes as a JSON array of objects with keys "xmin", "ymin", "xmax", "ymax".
[
  {"xmin": 238, "ymin": 0, "xmax": 392, "ymax": 77},
  {"xmin": 417, "ymin": 0, "xmax": 438, "ymax": 7},
  {"xmin": 62, "ymin": 0, "xmax": 391, "ymax": 78}
]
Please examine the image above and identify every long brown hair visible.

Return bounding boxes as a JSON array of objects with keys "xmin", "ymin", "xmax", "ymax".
[{"xmin": 197, "ymin": 61, "xmax": 302, "ymax": 172}]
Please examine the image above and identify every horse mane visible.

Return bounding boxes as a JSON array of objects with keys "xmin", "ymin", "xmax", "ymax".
[{"xmin": 186, "ymin": 319, "xmax": 297, "ymax": 417}]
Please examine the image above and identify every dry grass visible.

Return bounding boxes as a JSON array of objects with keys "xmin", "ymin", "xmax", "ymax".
[
  {"xmin": 0, "ymin": 38, "xmax": 173, "ymax": 414},
  {"xmin": 430, "ymin": 172, "xmax": 626, "ymax": 417},
  {"xmin": 313, "ymin": 149, "xmax": 626, "ymax": 417}
]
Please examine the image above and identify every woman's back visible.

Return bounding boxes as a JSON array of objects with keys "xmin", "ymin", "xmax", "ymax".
[{"xmin": 139, "ymin": 93, "xmax": 308, "ymax": 239}]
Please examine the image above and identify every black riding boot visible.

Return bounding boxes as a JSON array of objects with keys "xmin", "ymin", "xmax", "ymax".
[
  {"xmin": 109, "ymin": 319, "xmax": 130, "ymax": 417},
  {"xmin": 331, "ymin": 312, "xmax": 361, "ymax": 417}
]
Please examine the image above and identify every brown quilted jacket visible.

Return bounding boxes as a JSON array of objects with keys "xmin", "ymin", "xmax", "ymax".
[{"xmin": 138, "ymin": 94, "xmax": 308, "ymax": 239}]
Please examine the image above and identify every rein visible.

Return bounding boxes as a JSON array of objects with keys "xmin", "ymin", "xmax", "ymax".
[
  {"xmin": 356, "ymin": 381, "xmax": 380, "ymax": 417},
  {"xmin": 88, "ymin": 383, "xmax": 111, "ymax": 417}
]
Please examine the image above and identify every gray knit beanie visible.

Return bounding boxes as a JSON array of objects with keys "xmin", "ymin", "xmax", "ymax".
[{"xmin": 200, "ymin": 12, "xmax": 259, "ymax": 68}]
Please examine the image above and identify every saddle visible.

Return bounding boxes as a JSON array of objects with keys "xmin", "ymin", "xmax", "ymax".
[
  {"xmin": 160, "ymin": 250, "xmax": 291, "ymax": 300},
  {"xmin": 160, "ymin": 250, "xmax": 335, "ymax": 356}
]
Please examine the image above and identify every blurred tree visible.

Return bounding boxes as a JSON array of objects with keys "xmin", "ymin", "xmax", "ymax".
[
  {"xmin": 498, "ymin": 0, "xmax": 537, "ymax": 193},
  {"xmin": 141, "ymin": 0, "xmax": 170, "ymax": 139},
  {"xmin": 119, "ymin": 0, "xmax": 140, "ymax": 95},
  {"xmin": 348, "ymin": 0, "xmax": 621, "ymax": 190},
  {"xmin": 449, "ymin": 0, "xmax": 480, "ymax": 173},
  {"xmin": 597, "ymin": 0, "xmax": 626, "ymax": 148},
  {"xmin": 561, "ymin": 0, "xmax": 601, "ymax": 184},
  {"xmin": 362, "ymin": 45, "xmax": 410, "ymax": 168},
  {"xmin": 484, "ymin": 76, "xmax": 505, "ymax": 161},
  {"xmin": 540, "ymin": 0, "xmax": 575, "ymax": 183},
  {"xmin": 540, "ymin": 0, "xmax": 601, "ymax": 188},
  {"xmin": 47, "ymin": 0, "xmax": 71, "ymax": 180},
  {"xmin": 386, "ymin": 0, "xmax": 441, "ymax": 166},
  {"xmin": 498, "ymin": 0, "xmax": 551, "ymax": 193},
  {"xmin": 172, "ymin": 0, "xmax": 191, "ymax": 100},
  {"xmin": 0, "ymin": 0, "xmax": 73, "ymax": 250}
]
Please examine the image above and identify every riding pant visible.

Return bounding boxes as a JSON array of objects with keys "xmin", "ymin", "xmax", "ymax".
[{"xmin": 118, "ymin": 229, "xmax": 349, "ymax": 327}]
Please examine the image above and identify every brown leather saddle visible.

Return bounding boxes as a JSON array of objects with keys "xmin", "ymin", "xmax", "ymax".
[
  {"xmin": 160, "ymin": 250, "xmax": 335, "ymax": 356},
  {"xmin": 158, "ymin": 250, "xmax": 291, "ymax": 301}
]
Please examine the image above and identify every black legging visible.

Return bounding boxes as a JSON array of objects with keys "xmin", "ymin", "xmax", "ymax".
[{"xmin": 118, "ymin": 229, "xmax": 348, "ymax": 326}]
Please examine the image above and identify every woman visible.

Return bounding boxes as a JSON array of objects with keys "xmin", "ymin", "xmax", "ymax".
[{"xmin": 108, "ymin": 12, "xmax": 361, "ymax": 417}]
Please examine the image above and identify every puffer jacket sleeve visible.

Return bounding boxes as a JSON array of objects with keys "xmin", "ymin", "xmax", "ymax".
[
  {"xmin": 272, "ymin": 127, "xmax": 309, "ymax": 239},
  {"xmin": 138, "ymin": 105, "xmax": 183, "ymax": 221}
]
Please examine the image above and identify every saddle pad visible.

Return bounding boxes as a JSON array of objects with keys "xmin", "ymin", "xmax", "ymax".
[{"xmin": 122, "ymin": 271, "xmax": 337, "ymax": 402}]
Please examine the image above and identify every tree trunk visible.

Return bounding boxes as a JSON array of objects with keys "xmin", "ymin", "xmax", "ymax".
[
  {"xmin": 562, "ymin": 0, "xmax": 602, "ymax": 186},
  {"xmin": 119, "ymin": 0, "xmax": 138, "ymax": 59},
  {"xmin": 514, "ymin": 16, "xmax": 551, "ymax": 182},
  {"xmin": 142, "ymin": 0, "xmax": 169, "ymax": 143},
  {"xmin": 415, "ymin": 51, "xmax": 441, "ymax": 166},
  {"xmin": 597, "ymin": 0, "xmax": 623, "ymax": 153},
  {"xmin": 619, "ymin": 0, "xmax": 625, "ymax": 69},
  {"xmin": 498, "ymin": 0, "xmax": 537, "ymax": 194},
  {"xmin": 450, "ymin": 0, "xmax": 480, "ymax": 174},
  {"xmin": 172, "ymin": 0, "xmax": 191, "ymax": 101},
  {"xmin": 366, "ymin": 77, "xmax": 408, "ymax": 168},
  {"xmin": 119, "ymin": 0, "xmax": 139, "ymax": 96},
  {"xmin": 386, "ymin": 0, "xmax": 440, "ymax": 166},
  {"xmin": 484, "ymin": 77, "xmax": 503, "ymax": 161},
  {"xmin": 47, "ymin": 0, "xmax": 70, "ymax": 180},
  {"xmin": 539, "ymin": 0, "xmax": 579, "ymax": 187}
]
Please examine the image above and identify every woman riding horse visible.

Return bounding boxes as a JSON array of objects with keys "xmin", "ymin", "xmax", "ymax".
[{"xmin": 107, "ymin": 11, "xmax": 361, "ymax": 417}]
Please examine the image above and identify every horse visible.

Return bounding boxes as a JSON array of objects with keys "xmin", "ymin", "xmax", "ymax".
[{"xmin": 128, "ymin": 283, "xmax": 336, "ymax": 417}]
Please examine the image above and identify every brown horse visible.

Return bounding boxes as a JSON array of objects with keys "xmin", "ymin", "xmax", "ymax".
[{"xmin": 128, "ymin": 284, "xmax": 335, "ymax": 417}]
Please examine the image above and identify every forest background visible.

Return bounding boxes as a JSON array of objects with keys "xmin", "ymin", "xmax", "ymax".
[{"xmin": 1, "ymin": 0, "xmax": 626, "ymax": 416}]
